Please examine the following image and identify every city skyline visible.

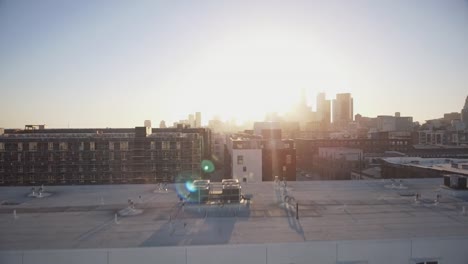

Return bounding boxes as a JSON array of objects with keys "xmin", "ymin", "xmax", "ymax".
[{"xmin": 1, "ymin": 0, "xmax": 468, "ymax": 128}]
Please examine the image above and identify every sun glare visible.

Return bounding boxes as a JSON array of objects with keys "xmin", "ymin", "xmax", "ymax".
[{"xmin": 166, "ymin": 28, "xmax": 344, "ymax": 122}]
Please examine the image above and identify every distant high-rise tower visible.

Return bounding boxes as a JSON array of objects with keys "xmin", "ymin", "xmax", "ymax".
[
  {"xmin": 332, "ymin": 93, "xmax": 354, "ymax": 127},
  {"xmin": 196, "ymin": 112, "xmax": 202, "ymax": 128},
  {"xmin": 316, "ymin": 93, "xmax": 331, "ymax": 129},
  {"xmin": 300, "ymin": 88, "xmax": 307, "ymax": 108},
  {"xmin": 144, "ymin": 120, "xmax": 151, "ymax": 128},
  {"xmin": 461, "ymin": 96, "xmax": 468, "ymax": 127},
  {"xmin": 188, "ymin": 114, "xmax": 195, "ymax": 128},
  {"xmin": 159, "ymin": 120, "xmax": 166, "ymax": 128}
]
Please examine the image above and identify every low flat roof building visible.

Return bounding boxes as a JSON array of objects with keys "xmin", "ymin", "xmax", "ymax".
[{"xmin": 1, "ymin": 178, "xmax": 468, "ymax": 264}]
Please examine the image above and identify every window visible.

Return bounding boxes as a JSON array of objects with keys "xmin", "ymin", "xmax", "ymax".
[
  {"xmin": 0, "ymin": 153, "xmax": 4, "ymax": 161},
  {"xmin": 151, "ymin": 152, "xmax": 154, "ymax": 160},
  {"xmin": 79, "ymin": 142, "xmax": 84, "ymax": 151},
  {"xmin": 18, "ymin": 165, "xmax": 23, "ymax": 173},
  {"xmin": 48, "ymin": 165, "xmax": 52, "ymax": 173},
  {"xmin": 90, "ymin": 142, "xmax": 95, "ymax": 151},
  {"xmin": 59, "ymin": 142, "xmax": 68, "ymax": 151},
  {"xmin": 150, "ymin": 141, "xmax": 156, "ymax": 150},
  {"xmin": 60, "ymin": 153, "xmax": 66, "ymax": 161},
  {"xmin": 78, "ymin": 153, "xmax": 82, "ymax": 161},
  {"xmin": 176, "ymin": 142, "xmax": 181, "ymax": 150},
  {"xmin": 109, "ymin": 152, "xmax": 114, "ymax": 161},
  {"xmin": 237, "ymin": 155, "xmax": 243, "ymax": 165},
  {"xmin": 286, "ymin": 154, "xmax": 292, "ymax": 164},
  {"xmin": 17, "ymin": 153, "xmax": 22, "ymax": 162},
  {"xmin": 0, "ymin": 142, "xmax": 4, "ymax": 151},
  {"xmin": 121, "ymin": 164, "xmax": 127, "ymax": 171},
  {"xmin": 79, "ymin": 166, "xmax": 83, "ymax": 172},
  {"xmin": 109, "ymin": 142, "xmax": 114, "ymax": 151},
  {"xmin": 29, "ymin": 142, "xmax": 37, "ymax": 151},
  {"xmin": 121, "ymin": 152, "xmax": 127, "ymax": 160},
  {"xmin": 17, "ymin": 143, "xmax": 23, "ymax": 151},
  {"xmin": 243, "ymin": 166, "xmax": 247, "ymax": 172},
  {"xmin": 120, "ymin": 141, "xmax": 128, "ymax": 151},
  {"xmin": 162, "ymin": 141, "xmax": 170, "ymax": 150},
  {"xmin": 48, "ymin": 142, "xmax": 54, "ymax": 151}
]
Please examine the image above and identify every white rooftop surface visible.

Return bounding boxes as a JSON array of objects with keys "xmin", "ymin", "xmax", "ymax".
[
  {"xmin": 1, "ymin": 179, "xmax": 468, "ymax": 251},
  {"xmin": 383, "ymin": 157, "xmax": 468, "ymax": 175}
]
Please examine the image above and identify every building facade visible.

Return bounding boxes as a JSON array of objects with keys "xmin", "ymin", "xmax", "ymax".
[
  {"xmin": 296, "ymin": 138, "xmax": 412, "ymax": 172},
  {"xmin": 0, "ymin": 126, "xmax": 211, "ymax": 185},
  {"xmin": 316, "ymin": 92, "xmax": 331, "ymax": 130},
  {"xmin": 226, "ymin": 130, "xmax": 296, "ymax": 182},
  {"xmin": 332, "ymin": 93, "xmax": 353, "ymax": 128}
]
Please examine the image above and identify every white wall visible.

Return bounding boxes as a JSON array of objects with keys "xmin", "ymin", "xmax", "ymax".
[
  {"xmin": 2, "ymin": 237, "xmax": 468, "ymax": 264},
  {"xmin": 232, "ymin": 149, "xmax": 262, "ymax": 182}
]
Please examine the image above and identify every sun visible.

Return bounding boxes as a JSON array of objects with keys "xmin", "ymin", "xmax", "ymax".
[{"xmin": 167, "ymin": 28, "xmax": 341, "ymax": 123}]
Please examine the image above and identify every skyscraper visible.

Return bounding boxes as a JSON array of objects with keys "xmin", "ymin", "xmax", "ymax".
[
  {"xmin": 196, "ymin": 112, "xmax": 202, "ymax": 128},
  {"xmin": 461, "ymin": 96, "xmax": 468, "ymax": 129},
  {"xmin": 316, "ymin": 93, "xmax": 331, "ymax": 129},
  {"xmin": 188, "ymin": 114, "xmax": 195, "ymax": 128},
  {"xmin": 332, "ymin": 93, "xmax": 354, "ymax": 128}
]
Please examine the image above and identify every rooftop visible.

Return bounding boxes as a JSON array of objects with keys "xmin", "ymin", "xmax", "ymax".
[
  {"xmin": 1, "ymin": 179, "xmax": 468, "ymax": 250},
  {"xmin": 383, "ymin": 157, "xmax": 468, "ymax": 176}
]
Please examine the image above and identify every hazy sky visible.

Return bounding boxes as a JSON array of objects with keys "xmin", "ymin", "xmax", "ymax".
[{"xmin": 1, "ymin": 0, "xmax": 467, "ymax": 128}]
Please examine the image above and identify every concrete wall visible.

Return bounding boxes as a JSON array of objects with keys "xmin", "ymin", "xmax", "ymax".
[
  {"xmin": 2, "ymin": 237, "xmax": 468, "ymax": 264},
  {"xmin": 232, "ymin": 149, "xmax": 262, "ymax": 182}
]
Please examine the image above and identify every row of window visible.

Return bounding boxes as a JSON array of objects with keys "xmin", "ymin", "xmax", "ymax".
[
  {"xmin": 304, "ymin": 140, "xmax": 410, "ymax": 146},
  {"xmin": 0, "ymin": 164, "xmax": 191, "ymax": 173},
  {"xmin": 1, "ymin": 151, "xmax": 190, "ymax": 162},
  {"xmin": 0, "ymin": 142, "xmax": 128, "ymax": 151},
  {"xmin": 236, "ymin": 154, "xmax": 292, "ymax": 165},
  {"xmin": 0, "ymin": 141, "xmax": 185, "ymax": 151}
]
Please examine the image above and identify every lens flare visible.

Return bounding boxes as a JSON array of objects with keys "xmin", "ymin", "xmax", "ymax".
[
  {"xmin": 201, "ymin": 160, "xmax": 215, "ymax": 173},
  {"xmin": 173, "ymin": 170, "xmax": 201, "ymax": 203},
  {"xmin": 185, "ymin": 181, "xmax": 196, "ymax": 192}
]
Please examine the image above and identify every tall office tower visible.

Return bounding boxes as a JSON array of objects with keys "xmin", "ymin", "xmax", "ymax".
[
  {"xmin": 188, "ymin": 114, "xmax": 195, "ymax": 128},
  {"xmin": 316, "ymin": 93, "xmax": 331, "ymax": 128},
  {"xmin": 196, "ymin": 112, "xmax": 202, "ymax": 128},
  {"xmin": 332, "ymin": 93, "xmax": 354, "ymax": 128},
  {"xmin": 159, "ymin": 120, "xmax": 167, "ymax": 128},
  {"xmin": 144, "ymin": 120, "xmax": 151, "ymax": 128},
  {"xmin": 462, "ymin": 96, "xmax": 468, "ymax": 128}
]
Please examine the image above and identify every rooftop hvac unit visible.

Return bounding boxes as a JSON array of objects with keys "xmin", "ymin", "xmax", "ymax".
[
  {"xmin": 222, "ymin": 181, "xmax": 241, "ymax": 202},
  {"xmin": 449, "ymin": 175, "xmax": 467, "ymax": 190},
  {"xmin": 443, "ymin": 175, "xmax": 450, "ymax": 187}
]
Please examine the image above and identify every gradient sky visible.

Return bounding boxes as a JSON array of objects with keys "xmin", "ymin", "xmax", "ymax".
[{"xmin": 1, "ymin": 0, "xmax": 467, "ymax": 128}]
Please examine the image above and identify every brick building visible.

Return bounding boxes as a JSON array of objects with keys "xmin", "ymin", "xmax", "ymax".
[{"xmin": 0, "ymin": 125, "xmax": 211, "ymax": 185}]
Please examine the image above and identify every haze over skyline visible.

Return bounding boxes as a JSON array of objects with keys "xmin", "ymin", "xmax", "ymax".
[{"xmin": 1, "ymin": 0, "xmax": 467, "ymax": 128}]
